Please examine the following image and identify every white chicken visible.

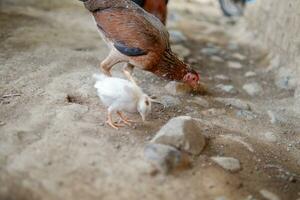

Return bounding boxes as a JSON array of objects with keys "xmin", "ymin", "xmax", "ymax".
[{"xmin": 93, "ymin": 73, "xmax": 152, "ymax": 129}]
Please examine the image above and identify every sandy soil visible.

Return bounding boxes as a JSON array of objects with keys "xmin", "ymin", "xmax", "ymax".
[{"xmin": 0, "ymin": 0, "xmax": 300, "ymax": 200}]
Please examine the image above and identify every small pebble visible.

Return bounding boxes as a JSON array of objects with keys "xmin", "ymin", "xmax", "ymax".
[
  {"xmin": 215, "ymin": 74, "xmax": 230, "ymax": 81},
  {"xmin": 227, "ymin": 61, "xmax": 243, "ymax": 69},
  {"xmin": 210, "ymin": 56, "xmax": 224, "ymax": 62},
  {"xmin": 245, "ymin": 71, "xmax": 256, "ymax": 77},
  {"xmin": 215, "ymin": 97, "xmax": 251, "ymax": 110},
  {"xmin": 216, "ymin": 84, "xmax": 237, "ymax": 94},
  {"xmin": 232, "ymin": 53, "xmax": 246, "ymax": 60},
  {"xmin": 259, "ymin": 189, "xmax": 281, "ymax": 200},
  {"xmin": 243, "ymin": 83, "xmax": 263, "ymax": 96},
  {"xmin": 201, "ymin": 47, "xmax": 219, "ymax": 56},
  {"xmin": 211, "ymin": 157, "xmax": 241, "ymax": 172}
]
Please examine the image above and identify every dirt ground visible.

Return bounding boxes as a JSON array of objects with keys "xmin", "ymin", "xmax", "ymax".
[{"xmin": 0, "ymin": 0, "xmax": 300, "ymax": 200}]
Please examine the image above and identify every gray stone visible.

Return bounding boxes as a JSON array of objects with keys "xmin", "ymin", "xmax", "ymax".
[
  {"xmin": 165, "ymin": 81, "xmax": 192, "ymax": 96},
  {"xmin": 243, "ymin": 83, "xmax": 263, "ymax": 96},
  {"xmin": 232, "ymin": 53, "xmax": 246, "ymax": 60},
  {"xmin": 144, "ymin": 143, "xmax": 190, "ymax": 174},
  {"xmin": 211, "ymin": 157, "xmax": 241, "ymax": 172},
  {"xmin": 160, "ymin": 95, "xmax": 181, "ymax": 108},
  {"xmin": 259, "ymin": 189, "xmax": 281, "ymax": 200},
  {"xmin": 245, "ymin": 71, "xmax": 257, "ymax": 77},
  {"xmin": 211, "ymin": 56, "xmax": 224, "ymax": 62},
  {"xmin": 227, "ymin": 61, "xmax": 243, "ymax": 69},
  {"xmin": 201, "ymin": 47, "xmax": 219, "ymax": 56},
  {"xmin": 216, "ymin": 84, "xmax": 237, "ymax": 94},
  {"xmin": 215, "ymin": 97, "xmax": 252, "ymax": 110},
  {"xmin": 169, "ymin": 30, "xmax": 187, "ymax": 43},
  {"xmin": 151, "ymin": 116, "xmax": 206, "ymax": 155},
  {"xmin": 215, "ymin": 74, "xmax": 230, "ymax": 81}
]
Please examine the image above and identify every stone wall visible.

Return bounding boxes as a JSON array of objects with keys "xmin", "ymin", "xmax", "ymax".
[{"xmin": 245, "ymin": 0, "xmax": 300, "ymax": 96}]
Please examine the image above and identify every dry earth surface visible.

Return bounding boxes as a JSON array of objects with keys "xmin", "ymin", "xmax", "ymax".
[{"xmin": 0, "ymin": 0, "xmax": 300, "ymax": 200}]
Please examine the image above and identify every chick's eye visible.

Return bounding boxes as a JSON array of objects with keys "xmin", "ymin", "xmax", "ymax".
[{"xmin": 145, "ymin": 100, "xmax": 149, "ymax": 106}]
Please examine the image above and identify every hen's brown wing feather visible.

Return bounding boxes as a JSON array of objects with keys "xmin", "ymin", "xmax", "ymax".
[{"xmin": 93, "ymin": 8, "xmax": 168, "ymax": 55}]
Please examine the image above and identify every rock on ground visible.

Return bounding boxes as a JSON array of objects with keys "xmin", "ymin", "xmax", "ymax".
[
  {"xmin": 232, "ymin": 53, "xmax": 246, "ymax": 61},
  {"xmin": 215, "ymin": 74, "xmax": 230, "ymax": 81},
  {"xmin": 211, "ymin": 157, "xmax": 241, "ymax": 172},
  {"xmin": 216, "ymin": 84, "xmax": 237, "ymax": 94},
  {"xmin": 227, "ymin": 61, "xmax": 243, "ymax": 69},
  {"xmin": 211, "ymin": 56, "xmax": 224, "ymax": 62},
  {"xmin": 259, "ymin": 189, "xmax": 281, "ymax": 200},
  {"xmin": 201, "ymin": 47, "xmax": 219, "ymax": 56},
  {"xmin": 245, "ymin": 71, "xmax": 256, "ymax": 77},
  {"xmin": 144, "ymin": 143, "xmax": 191, "ymax": 174},
  {"xmin": 215, "ymin": 98, "xmax": 252, "ymax": 110},
  {"xmin": 243, "ymin": 83, "xmax": 263, "ymax": 96},
  {"xmin": 151, "ymin": 116, "xmax": 206, "ymax": 155}
]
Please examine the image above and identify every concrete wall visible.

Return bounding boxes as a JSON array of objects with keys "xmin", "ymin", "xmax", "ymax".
[{"xmin": 246, "ymin": 0, "xmax": 300, "ymax": 96}]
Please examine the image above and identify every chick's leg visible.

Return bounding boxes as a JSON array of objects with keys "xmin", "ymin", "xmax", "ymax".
[
  {"xmin": 100, "ymin": 51, "xmax": 123, "ymax": 76},
  {"xmin": 117, "ymin": 111, "xmax": 136, "ymax": 126},
  {"xmin": 106, "ymin": 108, "xmax": 125, "ymax": 130}
]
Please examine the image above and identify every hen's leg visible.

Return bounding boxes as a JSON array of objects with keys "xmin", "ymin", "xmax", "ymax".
[
  {"xmin": 100, "ymin": 51, "xmax": 123, "ymax": 76},
  {"xmin": 117, "ymin": 111, "xmax": 136, "ymax": 126},
  {"xmin": 106, "ymin": 108, "xmax": 124, "ymax": 130},
  {"xmin": 123, "ymin": 63, "xmax": 136, "ymax": 84}
]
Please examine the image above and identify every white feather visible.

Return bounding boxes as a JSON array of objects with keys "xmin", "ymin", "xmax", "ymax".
[{"xmin": 93, "ymin": 74, "xmax": 151, "ymax": 119}]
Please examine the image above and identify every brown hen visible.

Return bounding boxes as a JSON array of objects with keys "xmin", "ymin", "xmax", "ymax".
[{"xmin": 79, "ymin": 0, "xmax": 200, "ymax": 88}]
